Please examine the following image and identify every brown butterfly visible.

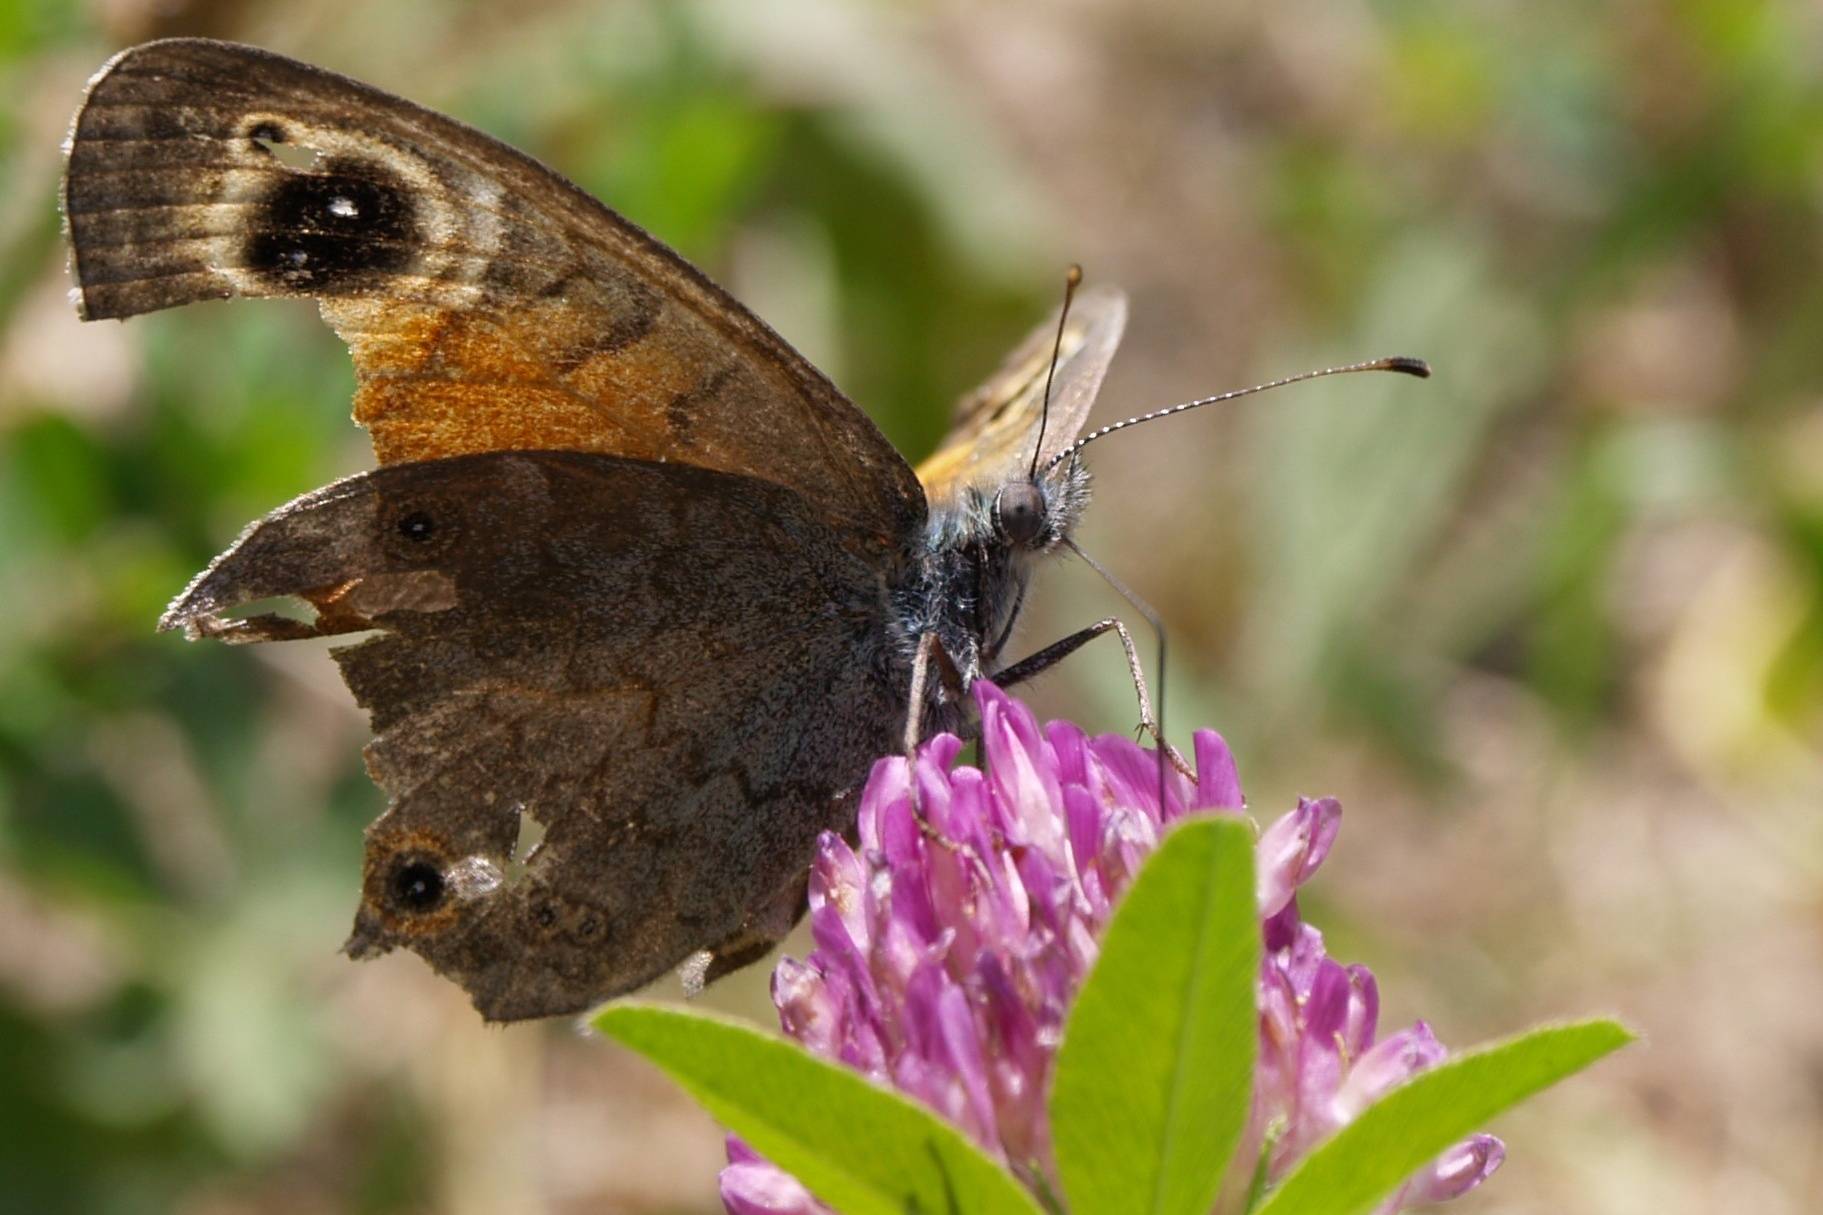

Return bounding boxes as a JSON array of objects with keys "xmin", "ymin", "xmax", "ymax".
[{"xmin": 63, "ymin": 39, "xmax": 1424, "ymax": 1021}]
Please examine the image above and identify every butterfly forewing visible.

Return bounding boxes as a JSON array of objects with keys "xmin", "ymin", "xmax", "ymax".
[
  {"xmin": 64, "ymin": 38, "xmax": 924, "ymax": 542},
  {"xmin": 914, "ymin": 285, "xmax": 1126, "ymax": 506}
]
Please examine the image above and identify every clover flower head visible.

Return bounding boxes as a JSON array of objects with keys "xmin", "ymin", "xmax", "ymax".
[{"xmin": 721, "ymin": 683, "xmax": 1501, "ymax": 1214}]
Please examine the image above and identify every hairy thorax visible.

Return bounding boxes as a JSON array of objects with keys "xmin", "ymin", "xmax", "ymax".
[{"xmin": 886, "ymin": 460, "xmax": 1091, "ymax": 735}]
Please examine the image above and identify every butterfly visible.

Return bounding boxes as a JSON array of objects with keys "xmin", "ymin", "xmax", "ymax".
[{"xmin": 63, "ymin": 39, "xmax": 1423, "ymax": 1021}]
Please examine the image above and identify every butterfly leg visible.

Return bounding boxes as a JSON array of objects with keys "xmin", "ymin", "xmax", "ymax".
[
  {"xmin": 903, "ymin": 632, "xmax": 991, "ymax": 865},
  {"xmin": 902, "ymin": 631, "xmax": 966, "ymax": 757},
  {"xmin": 993, "ymin": 618, "xmax": 1194, "ymax": 778},
  {"xmin": 903, "ymin": 632, "xmax": 939, "ymax": 759}
]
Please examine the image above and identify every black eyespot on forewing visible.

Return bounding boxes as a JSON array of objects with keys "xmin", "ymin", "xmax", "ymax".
[
  {"xmin": 390, "ymin": 858, "xmax": 445, "ymax": 914},
  {"xmin": 246, "ymin": 155, "xmax": 419, "ymax": 291}
]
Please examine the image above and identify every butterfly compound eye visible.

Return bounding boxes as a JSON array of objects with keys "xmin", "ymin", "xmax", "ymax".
[
  {"xmin": 994, "ymin": 482, "xmax": 1048, "ymax": 546},
  {"xmin": 389, "ymin": 858, "xmax": 445, "ymax": 913}
]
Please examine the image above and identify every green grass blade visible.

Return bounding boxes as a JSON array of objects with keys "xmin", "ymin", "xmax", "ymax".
[
  {"xmin": 1254, "ymin": 1019, "xmax": 1634, "ymax": 1215},
  {"xmin": 1048, "ymin": 816, "xmax": 1262, "ymax": 1215},
  {"xmin": 594, "ymin": 1003, "xmax": 1045, "ymax": 1215}
]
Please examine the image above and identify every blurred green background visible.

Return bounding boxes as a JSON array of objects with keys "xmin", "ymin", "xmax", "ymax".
[{"xmin": 3, "ymin": 0, "xmax": 1821, "ymax": 1211}]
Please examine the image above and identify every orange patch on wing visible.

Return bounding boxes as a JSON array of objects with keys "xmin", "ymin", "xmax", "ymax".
[
  {"xmin": 323, "ymin": 295, "xmax": 717, "ymax": 467},
  {"xmin": 362, "ymin": 383, "xmax": 628, "ymax": 463},
  {"xmin": 565, "ymin": 338, "xmax": 701, "ymax": 439}
]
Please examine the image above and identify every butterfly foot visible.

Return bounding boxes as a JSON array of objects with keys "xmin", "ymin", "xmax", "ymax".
[
  {"xmin": 1159, "ymin": 735, "xmax": 1198, "ymax": 782},
  {"xmin": 1131, "ymin": 722, "xmax": 1195, "ymax": 780}
]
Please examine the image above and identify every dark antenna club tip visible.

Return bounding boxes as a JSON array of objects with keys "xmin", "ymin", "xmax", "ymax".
[{"xmin": 1383, "ymin": 355, "xmax": 1432, "ymax": 378}]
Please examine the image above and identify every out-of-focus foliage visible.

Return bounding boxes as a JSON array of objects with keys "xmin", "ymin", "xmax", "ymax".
[{"xmin": 0, "ymin": 1, "xmax": 1818, "ymax": 1213}]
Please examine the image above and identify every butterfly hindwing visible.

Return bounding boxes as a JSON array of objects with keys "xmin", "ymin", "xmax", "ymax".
[{"xmin": 160, "ymin": 450, "xmax": 903, "ymax": 1019}]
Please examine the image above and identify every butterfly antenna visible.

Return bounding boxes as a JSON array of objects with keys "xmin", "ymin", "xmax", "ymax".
[
  {"xmin": 1043, "ymin": 354, "xmax": 1431, "ymax": 474},
  {"xmin": 1031, "ymin": 264, "xmax": 1085, "ymax": 480},
  {"xmin": 1063, "ymin": 537, "xmax": 1176, "ymax": 811}
]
